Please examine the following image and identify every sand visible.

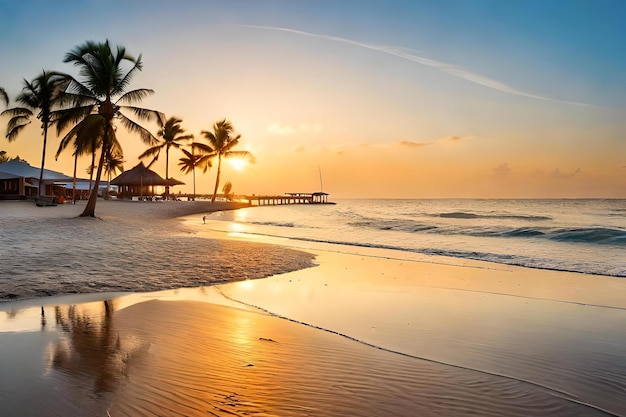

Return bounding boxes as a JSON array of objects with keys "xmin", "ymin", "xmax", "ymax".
[
  {"xmin": 1, "ymin": 200, "xmax": 626, "ymax": 416},
  {"xmin": 0, "ymin": 200, "xmax": 315, "ymax": 300}
]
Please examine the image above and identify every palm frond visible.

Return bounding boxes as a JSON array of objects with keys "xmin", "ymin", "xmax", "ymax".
[
  {"xmin": 112, "ymin": 54, "xmax": 142, "ymax": 96},
  {"xmin": 54, "ymin": 105, "xmax": 97, "ymax": 135},
  {"xmin": 224, "ymin": 150, "xmax": 255, "ymax": 163},
  {"xmin": 0, "ymin": 87, "xmax": 8, "ymax": 106},
  {"xmin": 197, "ymin": 154, "xmax": 213, "ymax": 173},
  {"xmin": 116, "ymin": 88, "xmax": 154, "ymax": 105},
  {"xmin": 1, "ymin": 107, "xmax": 32, "ymax": 118},
  {"xmin": 116, "ymin": 112, "xmax": 159, "ymax": 145},
  {"xmin": 55, "ymin": 114, "xmax": 106, "ymax": 158},
  {"xmin": 191, "ymin": 142, "xmax": 214, "ymax": 154},
  {"xmin": 5, "ymin": 118, "xmax": 31, "ymax": 142},
  {"xmin": 119, "ymin": 105, "xmax": 164, "ymax": 125},
  {"xmin": 138, "ymin": 146, "xmax": 162, "ymax": 168}
]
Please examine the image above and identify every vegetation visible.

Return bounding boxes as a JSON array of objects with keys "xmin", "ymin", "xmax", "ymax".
[
  {"xmin": 3, "ymin": 42, "xmax": 255, "ymax": 205},
  {"xmin": 0, "ymin": 150, "xmax": 10, "ymax": 163},
  {"xmin": 54, "ymin": 40, "xmax": 164, "ymax": 217},
  {"xmin": 103, "ymin": 147, "xmax": 125, "ymax": 198},
  {"xmin": 200, "ymin": 119, "xmax": 254, "ymax": 202},
  {"xmin": 139, "ymin": 116, "xmax": 193, "ymax": 195},
  {"xmin": 222, "ymin": 181, "xmax": 233, "ymax": 200},
  {"xmin": 2, "ymin": 71, "xmax": 70, "ymax": 196},
  {"xmin": 178, "ymin": 144, "xmax": 212, "ymax": 201},
  {"xmin": 0, "ymin": 87, "xmax": 8, "ymax": 107}
]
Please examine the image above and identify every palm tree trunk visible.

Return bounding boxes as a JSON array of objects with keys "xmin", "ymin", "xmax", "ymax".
[
  {"xmin": 72, "ymin": 152, "xmax": 78, "ymax": 204},
  {"xmin": 81, "ymin": 134, "xmax": 108, "ymax": 217},
  {"xmin": 211, "ymin": 155, "xmax": 222, "ymax": 202},
  {"xmin": 88, "ymin": 149, "xmax": 96, "ymax": 192},
  {"xmin": 192, "ymin": 166, "xmax": 196, "ymax": 201},
  {"xmin": 165, "ymin": 145, "xmax": 170, "ymax": 197},
  {"xmin": 38, "ymin": 126, "xmax": 48, "ymax": 197}
]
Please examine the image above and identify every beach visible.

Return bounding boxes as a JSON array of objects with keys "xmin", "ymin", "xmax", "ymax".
[{"xmin": 1, "ymin": 200, "xmax": 626, "ymax": 416}]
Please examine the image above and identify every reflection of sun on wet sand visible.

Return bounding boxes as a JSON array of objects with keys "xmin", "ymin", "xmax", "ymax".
[{"xmin": 2, "ymin": 200, "xmax": 626, "ymax": 416}]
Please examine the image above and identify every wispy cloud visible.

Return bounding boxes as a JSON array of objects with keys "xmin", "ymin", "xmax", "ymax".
[
  {"xmin": 399, "ymin": 140, "xmax": 429, "ymax": 148},
  {"xmin": 267, "ymin": 122, "xmax": 321, "ymax": 135},
  {"xmin": 244, "ymin": 25, "xmax": 589, "ymax": 107}
]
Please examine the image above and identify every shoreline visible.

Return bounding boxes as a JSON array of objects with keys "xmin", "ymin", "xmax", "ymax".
[{"xmin": 2, "ymin": 200, "xmax": 626, "ymax": 416}]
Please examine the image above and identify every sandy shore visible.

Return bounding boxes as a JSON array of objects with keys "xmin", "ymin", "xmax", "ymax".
[
  {"xmin": 1, "ymin": 200, "xmax": 626, "ymax": 416},
  {"xmin": 0, "ymin": 200, "xmax": 315, "ymax": 301}
]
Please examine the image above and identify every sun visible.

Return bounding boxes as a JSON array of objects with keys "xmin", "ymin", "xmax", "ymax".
[{"xmin": 229, "ymin": 158, "xmax": 248, "ymax": 172}]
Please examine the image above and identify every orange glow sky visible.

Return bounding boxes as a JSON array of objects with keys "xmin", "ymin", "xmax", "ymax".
[{"xmin": 1, "ymin": 1, "xmax": 625, "ymax": 198}]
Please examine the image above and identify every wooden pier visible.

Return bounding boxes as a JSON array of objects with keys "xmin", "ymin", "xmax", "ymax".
[{"xmin": 242, "ymin": 192, "xmax": 334, "ymax": 206}]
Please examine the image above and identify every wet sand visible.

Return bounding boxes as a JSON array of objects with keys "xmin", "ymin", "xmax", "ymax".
[{"xmin": 2, "ymin": 200, "xmax": 626, "ymax": 416}]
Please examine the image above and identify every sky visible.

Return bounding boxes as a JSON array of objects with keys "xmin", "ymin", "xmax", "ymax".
[{"xmin": 1, "ymin": 0, "xmax": 625, "ymax": 198}]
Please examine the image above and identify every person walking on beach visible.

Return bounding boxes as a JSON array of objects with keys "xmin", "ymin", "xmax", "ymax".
[{"xmin": 203, "ymin": 215, "xmax": 206, "ymax": 224}]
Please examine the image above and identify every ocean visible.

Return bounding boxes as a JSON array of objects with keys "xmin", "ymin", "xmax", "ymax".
[{"xmin": 205, "ymin": 198, "xmax": 626, "ymax": 278}]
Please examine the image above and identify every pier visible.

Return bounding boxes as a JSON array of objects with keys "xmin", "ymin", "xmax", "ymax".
[
  {"xmin": 170, "ymin": 192, "xmax": 334, "ymax": 205},
  {"xmin": 242, "ymin": 192, "xmax": 333, "ymax": 206}
]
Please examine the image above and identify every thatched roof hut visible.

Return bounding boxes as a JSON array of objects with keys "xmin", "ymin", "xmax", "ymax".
[{"xmin": 111, "ymin": 162, "xmax": 184, "ymax": 198}]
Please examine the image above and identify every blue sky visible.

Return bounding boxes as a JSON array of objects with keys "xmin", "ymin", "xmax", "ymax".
[{"xmin": 1, "ymin": 1, "xmax": 625, "ymax": 197}]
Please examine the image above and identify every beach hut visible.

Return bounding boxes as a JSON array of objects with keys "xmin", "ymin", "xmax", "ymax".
[{"xmin": 111, "ymin": 162, "xmax": 183, "ymax": 199}]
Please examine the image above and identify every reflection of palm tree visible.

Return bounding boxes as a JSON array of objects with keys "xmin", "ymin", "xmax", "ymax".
[
  {"xmin": 50, "ymin": 300, "xmax": 126, "ymax": 394},
  {"xmin": 201, "ymin": 119, "xmax": 254, "ymax": 202},
  {"xmin": 139, "ymin": 116, "xmax": 193, "ymax": 196},
  {"xmin": 55, "ymin": 40, "xmax": 164, "ymax": 217},
  {"xmin": 2, "ymin": 71, "xmax": 69, "ymax": 197}
]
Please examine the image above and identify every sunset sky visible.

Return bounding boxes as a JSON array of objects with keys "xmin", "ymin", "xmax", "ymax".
[{"xmin": 1, "ymin": 0, "xmax": 625, "ymax": 198}]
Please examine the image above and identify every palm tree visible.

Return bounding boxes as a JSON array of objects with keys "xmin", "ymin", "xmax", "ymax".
[
  {"xmin": 55, "ymin": 40, "xmax": 164, "ymax": 217},
  {"xmin": 178, "ymin": 144, "xmax": 212, "ymax": 201},
  {"xmin": 0, "ymin": 87, "xmax": 8, "ymax": 107},
  {"xmin": 56, "ymin": 113, "xmax": 119, "ymax": 204},
  {"xmin": 2, "ymin": 71, "xmax": 69, "ymax": 197},
  {"xmin": 201, "ymin": 119, "xmax": 254, "ymax": 202},
  {"xmin": 139, "ymin": 116, "xmax": 192, "ymax": 196},
  {"xmin": 103, "ymin": 147, "xmax": 124, "ymax": 198}
]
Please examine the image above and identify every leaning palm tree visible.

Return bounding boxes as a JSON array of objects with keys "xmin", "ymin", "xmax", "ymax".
[
  {"xmin": 201, "ymin": 119, "xmax": 254, "ymax": 202},
  {"xmin": 2, "ymin": 71, "xmax": 69, "ymax": 197},
  {"xmin": 139, "ymin": 116, "xmax": 193, "ymax": 196},
  {"xmin": 55, "ymin": 40, "xmax": 164, "ymax": 217}
]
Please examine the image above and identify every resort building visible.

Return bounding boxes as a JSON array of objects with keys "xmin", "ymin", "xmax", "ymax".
[{"xmin": 0, "ymin": 159, "xmax": 110, "ymax": 200}]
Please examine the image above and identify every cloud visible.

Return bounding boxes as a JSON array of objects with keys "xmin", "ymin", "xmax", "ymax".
[
  {"xmin": 493, "ymin": 163, "xmax": 512, "ymax": 177},
  {"xmin": 399, "ymin": 140, "xmax": 429, "ymax": 148},
  {"xmin": 244, "ymin": 25, "xmax": 589, "ymax": 107},
  {"xmin": 551, "ymin": 168, "xmax": 582, "ymax": 178},
  {"xmin": 292, "ymin": 145, "xmax": 306, "ymax": 152},
  {"xmin": 267, "ymin": 122, "xmax": 321, "ymax": 135}
]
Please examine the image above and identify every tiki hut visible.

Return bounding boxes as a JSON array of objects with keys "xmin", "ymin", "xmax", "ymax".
[{"xmin": 111, "ymin": 162, "xmax": 183, "ymax": 199}]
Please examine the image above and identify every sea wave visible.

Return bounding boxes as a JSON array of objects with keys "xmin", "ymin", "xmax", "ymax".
[
  {"xmin": 548, "ymin": 227, "xmax": 626, "ymax": 245},
  {"xmin": 349, "ymin": 219, "xmax": 437, "ymax": 232},
  {"xmin": 438, "ymin": 212, "xmax": 553, "ymax": 221},
  {"xmin": 250, "ymin": 220, "xmax": 297, "ymax": 228},
  {"xmin": 348, "ymin": 218, "xmax": 625, "ymax": 246}
]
